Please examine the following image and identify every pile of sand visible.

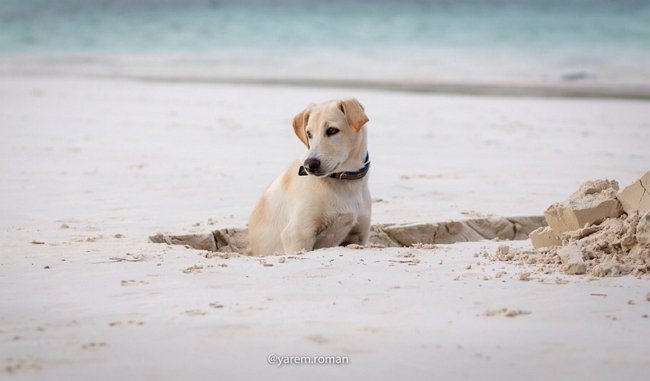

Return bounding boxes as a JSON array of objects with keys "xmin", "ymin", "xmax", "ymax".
[{"xmin": 492, "ymin": 171, "xmax": 650, "ymax": 277}]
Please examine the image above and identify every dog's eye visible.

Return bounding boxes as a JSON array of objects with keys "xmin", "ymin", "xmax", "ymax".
[
  {"xmin": 326, "ymin": 127, "xmax": 339, "ymax": 136},
  {"xmin": 306, "ymin": 131, "xmax": 312, "ymax": 139}
]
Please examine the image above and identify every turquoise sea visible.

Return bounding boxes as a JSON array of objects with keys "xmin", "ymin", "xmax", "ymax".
[{"xmin": 1, "ymin": 0, "xmax": 649, "ymax": 88}]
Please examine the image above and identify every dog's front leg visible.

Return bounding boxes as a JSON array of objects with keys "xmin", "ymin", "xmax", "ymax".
[
  {"xmin": 281, "ymin": 223, "xmax": 317, "ymax": 254},
  {"xmin": 314, "ymin": 213, "xmax": 357, "ymax": 249}
]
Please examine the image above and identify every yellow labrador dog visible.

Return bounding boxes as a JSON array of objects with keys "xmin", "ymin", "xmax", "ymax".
[{"xmin": 248, "ymin": 98, "xmax": 371, "ymax": 256}]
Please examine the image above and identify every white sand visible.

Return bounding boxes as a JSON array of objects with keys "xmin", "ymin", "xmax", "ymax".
[{"xmin": 1, "ymin": 75, "xmax": 649, "ymax": 380}]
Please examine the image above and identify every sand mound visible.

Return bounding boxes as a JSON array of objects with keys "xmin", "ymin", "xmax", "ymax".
[
  {"xmin": 150, "ymin": 216, "xmax": 544, "ymax": 255},
  {"xmin": 492, "ymin": 171, "xmax": 650, "ymax": 277},
  {"xmin": 544, "ymin": 179, "xmax": 622, "ymax": 233},
  {"xmin": 492, "ymin": 213, "xmax": 650, "ymax": 277}
]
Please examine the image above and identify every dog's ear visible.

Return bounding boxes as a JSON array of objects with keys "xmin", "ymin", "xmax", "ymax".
[
  {"xmin": 338, "ymin": 98, "xmax": 368, "ymax": 132},
  {"xmin": 292, "ymin": 105, "xmax": 312, "ymax": 147}
]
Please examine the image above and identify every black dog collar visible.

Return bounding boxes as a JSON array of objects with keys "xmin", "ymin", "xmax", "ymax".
[{"xmin": 298, "ymin": 152, "xmax": 370, "ymax": 180}]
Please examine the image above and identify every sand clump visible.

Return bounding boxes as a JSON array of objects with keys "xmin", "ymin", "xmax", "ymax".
[
  {"xmin": 543, "ymin": 179, "xmax": 622, "ymax": 233},
  {"xmin": 493, "ymin": 172, "xmax": 650, "ymax": 277},
  {"xmin": 617, "ymin": 171, "xmax": 650, "ymax": 214}
]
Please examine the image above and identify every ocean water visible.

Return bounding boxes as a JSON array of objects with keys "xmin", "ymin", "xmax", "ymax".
[{"xmin": 1, "ymin": 0, "xmax": 649, "ymax": 86}]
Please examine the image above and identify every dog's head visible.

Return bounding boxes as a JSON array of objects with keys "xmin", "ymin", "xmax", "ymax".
[{"xmin": 292, "ymin": 98, "xmax": 369, "ymax": 177}]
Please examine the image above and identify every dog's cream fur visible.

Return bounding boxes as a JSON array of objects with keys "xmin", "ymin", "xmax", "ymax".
[{"xmin": 248, "ymin": 98, "xmax": 371, "ymax": 256}]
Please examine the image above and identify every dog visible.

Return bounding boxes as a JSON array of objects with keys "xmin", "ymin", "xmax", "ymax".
[{"xmin": 248, "ymin": 98, "xmax": 371, "ymax": 256}]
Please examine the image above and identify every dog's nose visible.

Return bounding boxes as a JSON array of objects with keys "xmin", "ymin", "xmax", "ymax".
[{"xmin": 304, "ymin": 158, "xmax": 321, "ymax": 172}]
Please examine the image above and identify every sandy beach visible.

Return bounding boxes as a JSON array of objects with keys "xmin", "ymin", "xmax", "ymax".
[{"xmin": 1, "ymin": 74, "xmax": 649, "ymax": 380}]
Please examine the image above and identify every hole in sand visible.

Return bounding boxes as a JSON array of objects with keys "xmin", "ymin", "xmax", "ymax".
[{"xmin": 149, "ymin": 216, "xmax": 545, "ymax": 256}]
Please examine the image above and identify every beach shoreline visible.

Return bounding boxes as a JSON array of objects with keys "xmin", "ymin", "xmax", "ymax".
[
  {"xmin": 3, "ymin": 60, "xmax": 650, "ymax": 100},
  {"xmin": 1, "ymin": 73, "xmax": 649, "ymax": 380}
]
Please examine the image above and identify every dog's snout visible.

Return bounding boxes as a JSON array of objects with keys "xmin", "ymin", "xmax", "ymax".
[{"xmin": 304, "ymin": 158, "xmax": 321, "ymax": 172}]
